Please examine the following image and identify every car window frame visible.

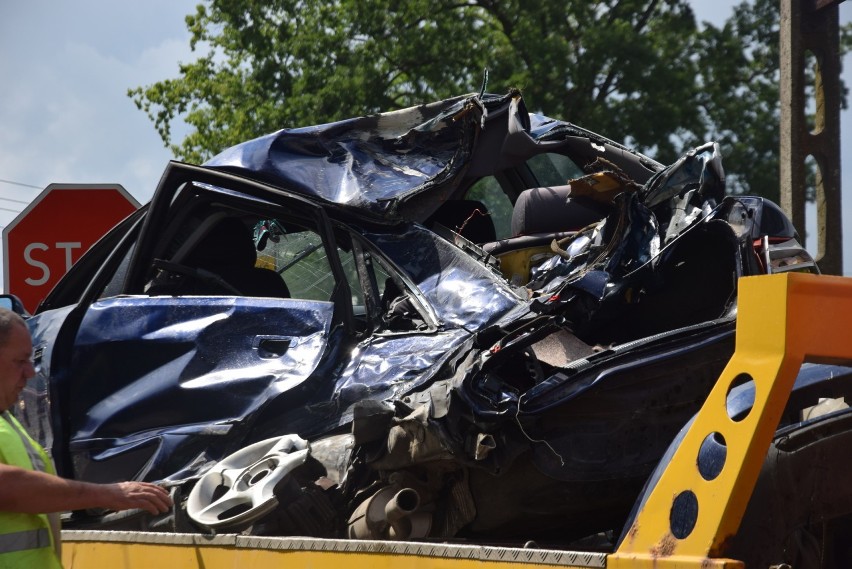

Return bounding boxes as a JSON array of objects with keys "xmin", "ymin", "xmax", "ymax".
[
  {"xmin": 86, "ymin": 162, "xmax": 356, "ymax": 335},
  {"xmin": 346, "ymin": 230, "xmax": 438, "ymax": 335}
]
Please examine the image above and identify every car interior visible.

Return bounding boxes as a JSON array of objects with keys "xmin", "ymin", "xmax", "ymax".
[{"xmin": 430, "ymin": 149, "xmax": 743, "ymax": 346}]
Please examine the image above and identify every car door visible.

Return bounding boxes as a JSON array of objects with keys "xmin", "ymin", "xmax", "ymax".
[{"xmin": 21, "ymin": 163, "xmax": 353, "ymax": 483}]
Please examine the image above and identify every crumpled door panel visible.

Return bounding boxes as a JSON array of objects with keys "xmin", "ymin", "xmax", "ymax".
[{"xmin": 64, "ymin": 295, "xmax": 334, "ymax": 483}]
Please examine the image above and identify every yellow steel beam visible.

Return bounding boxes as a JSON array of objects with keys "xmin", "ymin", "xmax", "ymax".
[{"xmin": 611, "ymin": 273, "xmax": 852, "ymax": 567}]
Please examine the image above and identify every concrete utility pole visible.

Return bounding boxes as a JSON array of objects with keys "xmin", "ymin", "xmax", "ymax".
[{"xmin": 780, "ymin": 0, "xmax": 844, "ymax": 274}]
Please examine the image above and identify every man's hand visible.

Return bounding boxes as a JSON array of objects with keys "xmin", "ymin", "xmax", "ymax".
[
  {"xmin": 104, "ymin": 481, "xmax": 173, "ymax": 515},
  {"xmin": 0, "ymin": 463, "xmax": 173, "ymax": 515}
]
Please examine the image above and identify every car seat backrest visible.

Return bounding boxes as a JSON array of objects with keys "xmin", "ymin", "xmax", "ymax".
[
  {"xmin": 186, "ymin": 217, "xmax": 290, "ymax": 298},
  {"xmin": 511, "ymin": 185, "xmax": 610, "ymax": 237},
  {"xmin": 188, "ymin": 217, "xmax": 257, "ymax": 271}
]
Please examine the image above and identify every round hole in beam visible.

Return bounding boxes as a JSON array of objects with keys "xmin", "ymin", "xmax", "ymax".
[
  {"xmin": 670, "ymin": 490, "xmax": 699, "ymax": 540},
  {"xmin": 726, "ymin": 373, "xmax": 755, "ymax": 422},
  {"xmin": 697, "ymin": 432, "xmax": 727, "ymax": 481}
]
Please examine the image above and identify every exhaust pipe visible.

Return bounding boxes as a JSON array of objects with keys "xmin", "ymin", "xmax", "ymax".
[
  {"xmin": 384, "ymin": 488, "xmax": 420, "ymax": 538},
  {"xmin": 347, "ymin": 486, "xmax": 431, "ymax": 540}
]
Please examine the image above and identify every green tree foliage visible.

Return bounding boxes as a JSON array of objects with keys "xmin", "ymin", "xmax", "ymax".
[
  {"xmin": 689, "ymin": 0, "xmax": 783, "ymax": 197},
  {"xmin": 130, "ymin": 0, "xmax": 850, "ymax": 200}
]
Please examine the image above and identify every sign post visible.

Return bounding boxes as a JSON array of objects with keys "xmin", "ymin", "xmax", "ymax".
[{"xmin": 2, "ymin": 184, "xmax": 140, "ymax": 313}]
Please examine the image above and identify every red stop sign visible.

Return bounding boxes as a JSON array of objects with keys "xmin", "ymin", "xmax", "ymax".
[{"xmin": 2, "ymin": 184, "xmax": 140, "ymax": 313}]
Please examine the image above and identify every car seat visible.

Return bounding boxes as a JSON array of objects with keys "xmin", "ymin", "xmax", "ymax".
[
  {"xmin": 184, "ymin": 217, "xmax": 291, "ymax": 298},
  {"xmin": 511, "ymin": 185, "xmax": 610, "ymax": 237},
  {"xmin": 481, "ymin": 186, "xmax": 611, "ymax": 285}
]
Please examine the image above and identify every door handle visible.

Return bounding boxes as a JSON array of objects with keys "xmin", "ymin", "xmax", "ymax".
[{"xmin": 256, "ymin": 337, "xmax": 291, "ymax": 358}]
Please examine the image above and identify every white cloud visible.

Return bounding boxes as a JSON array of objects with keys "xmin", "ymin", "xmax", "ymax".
[{"xmin": 0, "ymin": 0, "xmax": 198, "ymax": 288}]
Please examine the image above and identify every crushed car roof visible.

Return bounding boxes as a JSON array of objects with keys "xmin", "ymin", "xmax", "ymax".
[{"xmin": 204, "ymin": 91, "xmax": 663, "ymax": 222}]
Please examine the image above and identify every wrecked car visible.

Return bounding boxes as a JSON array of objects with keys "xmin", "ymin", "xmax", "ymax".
[{"xmin": 10, "ymin": 91, "xmax": 849, "ymax": 562}]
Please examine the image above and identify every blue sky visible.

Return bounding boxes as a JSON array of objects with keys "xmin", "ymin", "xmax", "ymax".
[{"xmin": 0, "ymin": 1, "xmax": 850, "ymax": 286}]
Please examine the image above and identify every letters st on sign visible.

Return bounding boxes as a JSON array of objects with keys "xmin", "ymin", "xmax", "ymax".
[{"xmin": 2, "ymin": 184, "xmax": 140, "ymax": 313}]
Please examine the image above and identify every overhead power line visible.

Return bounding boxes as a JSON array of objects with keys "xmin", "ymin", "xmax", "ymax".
[
  {"xmin": 0, "ymin": 196, "xmax": 29, "ymax": 205},
  {"xmin": 0, "ymin": 178, "xmax": 42, "ymax": 190}
]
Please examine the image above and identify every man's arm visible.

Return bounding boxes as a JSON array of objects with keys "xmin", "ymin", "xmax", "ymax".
[{"xmin": 0, "ymin": 463, "xmax": 172, "ymax": 515}]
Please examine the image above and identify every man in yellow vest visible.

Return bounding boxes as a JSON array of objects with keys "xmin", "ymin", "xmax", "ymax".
[{"xmin": 0, "ymin": 308, "xmax": 172, "ymax": 568}]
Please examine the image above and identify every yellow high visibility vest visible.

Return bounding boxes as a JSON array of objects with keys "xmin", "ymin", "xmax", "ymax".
[{"xmin": 0, "ymin": 410, "xmax": 62, "ymax": 569}]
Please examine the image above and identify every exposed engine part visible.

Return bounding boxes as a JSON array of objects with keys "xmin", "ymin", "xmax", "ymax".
[
  {"xmin": 347, "ymin": 485, "xmax": 432, "ymax": 540},
  {"xmin": 306, "ymin": 433, "xmax": 355, "ymax": 485}
]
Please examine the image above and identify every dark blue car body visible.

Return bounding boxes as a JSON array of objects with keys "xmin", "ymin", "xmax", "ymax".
[{"xmin": 13, "ymin": 92, "xmax": 850, "ymax": 548}]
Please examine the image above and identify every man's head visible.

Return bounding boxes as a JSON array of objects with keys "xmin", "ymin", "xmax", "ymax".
[{"xmin": 0, "ymin": 308, "xmax": 34, "ymax": 412}]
